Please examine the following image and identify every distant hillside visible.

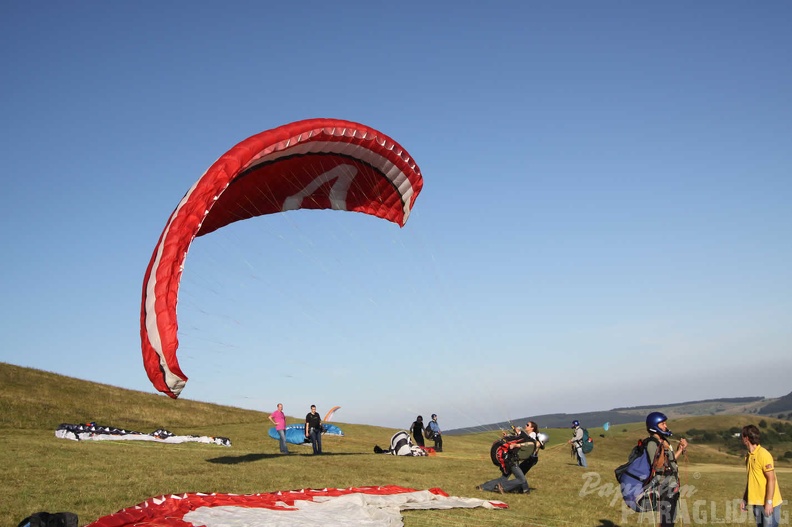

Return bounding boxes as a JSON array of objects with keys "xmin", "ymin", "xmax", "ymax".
[
  {"xmin": 446, "ymin": 394, "xmax": 791, "ymax": 435},
  {"xmin": 759, "ymin": 391, "xmax": 792, "ymax": 418},
  {"xmin": 613, "ymin": 397, "xmax": 765, "ymax": 412}
]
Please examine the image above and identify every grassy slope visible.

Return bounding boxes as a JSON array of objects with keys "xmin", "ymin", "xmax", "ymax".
[{"xmin": 2, "ymin": 363, "xmax": 790, "ymax": 527}]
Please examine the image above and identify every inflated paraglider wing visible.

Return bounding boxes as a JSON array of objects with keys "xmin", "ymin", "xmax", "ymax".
[
  {"xmin": 140, "ymin": 119, "xmax": 424, "ymax": 398},
  {"xmin": 324, "ymin": 405, "xmax": 341, "ymax": 422}
]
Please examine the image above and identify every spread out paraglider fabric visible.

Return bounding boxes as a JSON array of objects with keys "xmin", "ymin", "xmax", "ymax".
[
  {"xmin": 85, "ymin": 486, "xmax": 506, "ymax": 527},
  {"xmin": 140, "ymin": 119, "xmax": 424, "ymax": 399},
  {"xmin": 268, "ymin": 423, "xmax": 344, "ymax": 445},
  {"xmin": 55, "ymin": 423, "xmax": 231, "ymax": 446}
]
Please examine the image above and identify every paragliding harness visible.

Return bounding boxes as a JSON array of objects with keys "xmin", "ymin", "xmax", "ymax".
[
  {"xmin": 614, "ymin": 436, "xmax": 668, "ymax": 512},
  {"xmin": 581, "ymin": 427, "xmax": 593, "ymax": 453},
  {"xmin": 17, "ymin": 512, "xmax": 78, "ymax": 527},
  {"xmin": 490, "ymin": 438, "xmax": 519, "ymax": 476},
  {"xmin": 424, "ymin": 426, "xmax": 435, "ymax": 440},
  {"xmin": 490, "ymin": 431, "xmax": 542, "ymax": 476}
]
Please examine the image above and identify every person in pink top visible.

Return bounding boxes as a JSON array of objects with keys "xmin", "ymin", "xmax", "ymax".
[{"xmin": 268, "ymin": 403, "xmax": 289, "ymax": 454}]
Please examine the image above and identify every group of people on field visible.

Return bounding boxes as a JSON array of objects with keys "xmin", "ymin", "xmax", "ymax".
[
  {"xmin": 267, "ymin": 402, "xmax": 325, "ymax": 455},
  {"xmin": 472, "ymin": 412, "xmax": 782, "ymax": 527},
  {"xmin": 614, "ymin": 412, "xmax": 782, "ymax": 527},
  {"xmin": 267, "ymin": 403, "xmax": 783, "ymax": 527},
  {"xmin": 410, "ymin": 414, "xmax": 443, "ymax": 452}
]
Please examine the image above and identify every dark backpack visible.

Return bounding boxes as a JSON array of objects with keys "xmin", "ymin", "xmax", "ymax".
[
  {"xmin": 581, "ymin": 428, "xmax": 594, "ymax": 453},
  {"xmin": 614, "ymin": 437, "xmax": 661, "ymax": 512},
  {"xmin": 424, "ymin": 427, "xmax": 435, "ymax": 440},
  {"xmin": 17, "ymin": 512, "xmax": 78, "ymax": 527}
]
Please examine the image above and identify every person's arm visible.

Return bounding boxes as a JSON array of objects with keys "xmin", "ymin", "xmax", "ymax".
[
  {"xmin": 268, "ymin": 413, "xmax": 276, "ymax": 425},
  {"xmin": 569, "ymin": 429, "xmax": 582, "ymax": 443},
  {"xmin": 675, "ymin": 438, "xmax": 688, "ymax": 459},
  {"xmin": 764, "ymin": 468, "xmax": 777, "ymax": 516}
]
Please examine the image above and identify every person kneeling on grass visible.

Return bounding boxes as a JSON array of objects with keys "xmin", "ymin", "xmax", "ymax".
[{"xmin": 476, "ymin": 423, "xmax": 541, "ymax": 494}]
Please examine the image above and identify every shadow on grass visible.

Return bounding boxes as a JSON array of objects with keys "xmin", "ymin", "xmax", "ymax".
[
  {"xmin": 207, "ymin": 452, "xmax": 360, "ymax": 464},
  {"xmin": 596, "ymin": 521, "xmax": 618, "ymax": 527}
]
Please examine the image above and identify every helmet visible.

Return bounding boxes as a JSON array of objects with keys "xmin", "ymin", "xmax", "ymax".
[
  {"xmin": 646, "ymin": 411, "xmax": 673, "ymax": 437},
  {"xmin": 572, "ymin": 420, "xmax": 580, "ymax": 428},
  {"xmin": 431, "ymin": 414, "xmax": 437, "ymax": 419}
]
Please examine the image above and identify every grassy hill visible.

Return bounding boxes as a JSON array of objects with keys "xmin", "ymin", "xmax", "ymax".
[{"xmin": 2, "ymin": 362, "xmax": 790, "ymax": 527}]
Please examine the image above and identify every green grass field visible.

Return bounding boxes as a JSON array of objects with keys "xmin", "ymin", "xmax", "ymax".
[{"xmin": 2, "ymin": 363, "xmax": 790, "ymax": 526}]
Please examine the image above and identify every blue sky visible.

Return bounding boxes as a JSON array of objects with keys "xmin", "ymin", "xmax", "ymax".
[{"xmin": 2, "ymin": 2, "xmax": 790, "ymax": 431}]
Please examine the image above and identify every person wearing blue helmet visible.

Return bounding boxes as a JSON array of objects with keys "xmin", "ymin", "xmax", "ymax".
[
  {"xmin": 567, "ymin": 420, "xmax": 587, "ymax": 467},
  {"xmin": 644, "ymin": 411, "xmax": 688, "ymax": 527}
]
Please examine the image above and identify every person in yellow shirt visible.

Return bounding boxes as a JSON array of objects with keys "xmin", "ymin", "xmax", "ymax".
[{"xmin": 740, "ymin": 424, "xmax": 783, "ymax": 527}]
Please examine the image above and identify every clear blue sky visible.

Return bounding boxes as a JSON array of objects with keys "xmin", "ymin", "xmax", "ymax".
[{"xmin": 2, "ymin": 2, "xmax": 790, "ymax": 431}]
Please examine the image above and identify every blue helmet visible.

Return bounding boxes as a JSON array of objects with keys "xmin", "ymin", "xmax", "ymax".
[
  {"xmin": 572, "ymin": 420, "xmax": 580, "ymax": 428},
  {"xmin": 646, "ymin": 411, "xmax": 673, "ymax": 437}
]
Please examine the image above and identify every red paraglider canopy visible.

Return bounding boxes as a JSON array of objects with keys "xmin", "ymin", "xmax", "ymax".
[{"xmin": 141, "ymin": 118, "xmax": 424, "ymax": 398}]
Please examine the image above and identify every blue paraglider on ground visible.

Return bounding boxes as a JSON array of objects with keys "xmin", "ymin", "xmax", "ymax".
[{"xmin": 268, "ymin": 423, "xmax": 344, "ymax": 445}]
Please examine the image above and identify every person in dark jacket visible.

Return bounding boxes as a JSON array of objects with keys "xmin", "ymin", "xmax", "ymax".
[
  {"xmin": 304, "ymin": 405, "xmax": 323, "ymax": 455},
  {"xmin": 411, "ymin": 415, "xmax": 425, "ymax": 447}
]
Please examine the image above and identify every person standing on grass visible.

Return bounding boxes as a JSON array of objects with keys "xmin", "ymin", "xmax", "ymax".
[
  {"xmin": 304, "ymin": 404, "xmax": 323, "ymax": 455},
  {"xmin": 411, "ymin": 415, "xmax": 425, "ymax": 448},
  {"xmin": 740, "ymin": 424, "xmax": 783, "ymax": 527},
  {"xmin": 567, "ymin": 419, "xmax": 587, "ymax": 467},
  {"xmin": 644, "ymin": 411, "xmax": 687, "ymax": 527},
  {"xmin": 428, "ymin": 414, "xmax": 443, "ymax": 452},
  {"xmin": 268, "ymin": 403, "xmax": 289, "ymax": 454}
]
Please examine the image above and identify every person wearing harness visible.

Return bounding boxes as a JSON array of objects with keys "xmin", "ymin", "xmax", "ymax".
[
  {"xmin": 477, "ymin": 423, "xmax": 541, "ymax": 494},
  {"xmin": 518, "ymin": 420, "xmax": 545, "ymax": 476},
  {"xmin": 644, "ymin": 411, "xmax": 688, "ymax": 527},
  {"xmin": 567, "ymin": 420, "xmax": 587, "ymax": 467},
  {"xmin": 304, "ymin": 404, "xmax": 323, "ymax": 455},
  {"xmin": 428, "ymin": 414, "xmax": 443, "ymax": 452}
]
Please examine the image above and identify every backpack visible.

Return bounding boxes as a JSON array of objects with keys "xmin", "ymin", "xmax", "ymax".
[
  {"xmin": 614, "ymin": 437, "xmax": 661, "ymax": 512},
  {"xmin": 424, "ymin": 426, "xmax": 435, "ymax": 440},
  {"xmin": 17, "ymin": 512, "xmax": 78, "ymax": 527},
  {"xmin": 581, "ymin": 428, "xmax": 594, "ymax": 453}
]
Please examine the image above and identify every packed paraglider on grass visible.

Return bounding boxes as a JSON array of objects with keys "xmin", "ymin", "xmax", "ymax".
[{"xmin": 55, "ymin": 422, "xmax": 231, "ymax": 446}]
